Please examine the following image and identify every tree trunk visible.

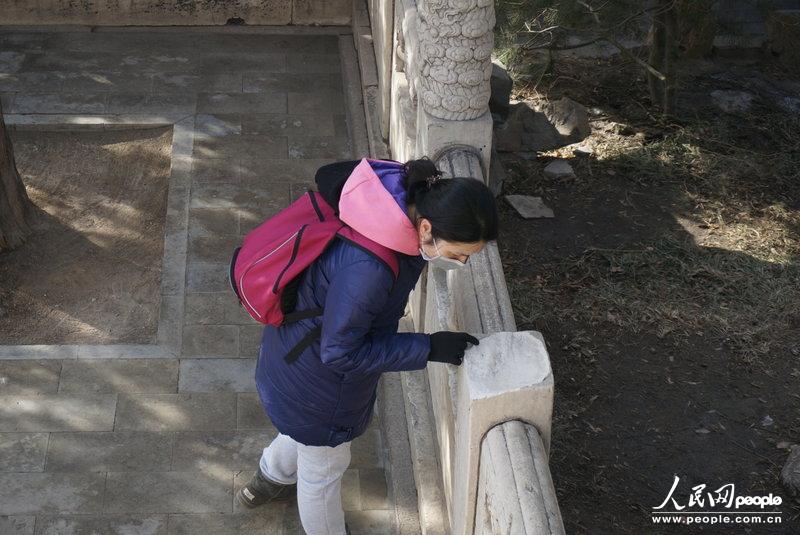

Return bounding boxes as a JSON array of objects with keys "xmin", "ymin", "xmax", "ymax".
[
  {"xmin": 0, "ymin": 102, "xmax": 34, "ymax": 252},
  {"xmin": 648, "ymin": 0, "xmax": 679, "ymax": 116}
]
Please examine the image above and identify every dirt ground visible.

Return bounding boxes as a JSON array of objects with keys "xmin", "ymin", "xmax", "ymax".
[
  {"xmin": 496, "ymin": 55, "xmax": 799, "ymax": 533},
  {"xmin": 0, "ymin": 127, "xmax": 172, "ymax": 344}
]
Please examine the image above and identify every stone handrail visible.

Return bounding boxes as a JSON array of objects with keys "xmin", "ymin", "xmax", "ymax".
[
  {"xmin": 415, "ymin": 148, "xmax": 564, "ymax": 535},
  {"xmin": 370, "ymin": 0, "xmax": 565, "ymax": 531},
  {"xmin": 477, "ymin": 421, "xmax": 566, "ymax": 534}
]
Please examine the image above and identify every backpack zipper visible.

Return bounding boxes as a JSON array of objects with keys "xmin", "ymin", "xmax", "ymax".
[{"xmin": 239, "ymin": 229, "xmax": 300, "ymax": 318}]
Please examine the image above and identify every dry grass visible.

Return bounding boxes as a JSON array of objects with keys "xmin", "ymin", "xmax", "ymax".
[{"xmin": 503, "ymin": 67, "xmax": 800, "ymax": 365}]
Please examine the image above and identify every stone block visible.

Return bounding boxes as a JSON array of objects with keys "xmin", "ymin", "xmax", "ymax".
[
  {"xmin": 0, "ymin": 473, "xmax": 105, "ymax": 514},
  {"xmin": 178, "ymin": 358, "xmax": 257, "ymax": 393},
  {"xmin": 190, "ymin": 158, "xmax": 240, "ymax": 184},
  {"xmin": 342, "ymin": 469, "xmax": 361, "ymax": 511},
  {"xmin": 0, "ymin": 516, "xmax": 33, "ymax": 535},
  {"xmin": 196, "ymin": 92, "xmax": 287, "ymax": 114},
  {"xmin": 244, "ymin": 72, "xmax": 340, "ymax": 94},
  {"xmin": 287, "ymin": 90, "xmax": 346, "ymax": 115},
  {"xmin": 350, "ymin": 427, "xmax": 383, "ymax": 469},
  {"xmin": 172, "ymin": 429, "xmax": 276, "ymax": 471},
  {"xmin": 475, "ymin": 421, "xmax": 565, "ymax": 534},
  {"xmin": 187, "ymin": 262, "xmax": 231, "ymax": 293},
  {"xmin": 114, "ymin": 393, "xmax": 237, "ymax": 431},
  {"xmin": 189, "ymin": 207, "xmax": 238, "ymax": 236},
  {"xmin": 45, "ymin": 431, "xmax": 173, "ymax": 472},
  {"xmin": 0, "ymin": 432, "xmax": 48, "ymax": 472},
  {"xmin": 106, "ymin": 93, "xmax": 195, "ymax": 115},
  {"xmin": 240, "ymin": 112, "xmax": 335, "ymax": 137},
  {"xmin": 287, "ymin": 136, "xmax": 351, "ymax": 160},
  {"xmin": 184, "ymin": 293, "xmax": 251, "ymax": 326},
  {"xmin": 0, "ymin": 395, "xmax": 117, "ymax": 432},
  {"xmin": 237, "ymin": 393, "xmax": 272, "ymax": 430},
  {"xmin": 504, "ymin": 195, "xmax": 555, "ymax": 219},
  {"xmin": 285, "ymin": 53, "xmax": 342, "ymax": 74},
  {"xmin": 194, "ymin": 114, "xmax": 242, "ymax": 138},
  {"xmin": 543, "ymin": 159, "xmax": 575, "ymax": 180},
  {"xmin": 181, "ymin": 324, "xmax": 239, "ymax": 358},
  {"xmin": 10, "ymin": 93, "xmax": 107, "ymax": 114},
  {"xmin": 156, "ymin": 295, "xmax": 184, "ymax": 352},
  {"xmin": 199, "ymin": 52, "xmax": 285, "ymax": 74},
  {"xmin": 292, "ymin": 0, "xmax": 351, "ymax": 26},
  {"xmin": 356, "ymin": 32, "xmax": 379, "ymax": 87},
  {"xmin": 0, "ymin": 360, "xmax": 61, "ymax": 395},
  {"xmin": 33, "ymin": 515, "xmax": 168, "ymax": 535},
  {"xmin": 236, "ymin": 157, "xmax": 329, "ymax": 184},
  {"xmin": 219, "ymin": 134, "xmax": 291, "ymax": 161},
  {"xmin": 188, "ymin": 234, "xmax": 243, "ymax": 264},
  {"xmin": 167, "ymin": 507, "xmax": 285, "ymax": 534},
  {"xmin": 0, "ymin": 71, "xmax": 65, "ymax": 92},
  {"xmin": 239, "ymin": 325, "xmax": 264, "ymax": 357},
  {"xmin": 490, "ymin": 59, "xmax": 513, "ymax": 121},
  {"xmin": 61, "ymin": 71, "xmax": 155, "ymax": 93},
  {"xmin": 152, "ymin": 73, "xmax": 243, "ymax": 94},
  {"xmin": 104, "ymin": 471, "xmax": 232, "ymax": 514},
  {"xmin": 345, "ymin": 509, "xmax": 393, "ymax": 534},
  {"xmin": 439, "ymin": 332, "xmax": 554, "ymax": 535},
  {"xmin": 359, "ymin": 468, "xmax": 389, "ymax": 510},
  {"xmin": 58, "ymin": 359, "xmax": 178, "ymax": 394},
  {"xmin": 416, "ymin": 109, "xmax": 492, "ymax": 183}
]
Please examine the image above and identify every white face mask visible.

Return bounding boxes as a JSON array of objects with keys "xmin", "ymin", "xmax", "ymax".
[{"xmin": 420, "ymin": 236, "xmax": 468, "ymax": 270}]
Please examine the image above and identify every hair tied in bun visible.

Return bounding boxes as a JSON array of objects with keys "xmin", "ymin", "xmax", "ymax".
[{"xmin": 426, "ymin": 170, "xmax": 444, "ymax": 188}]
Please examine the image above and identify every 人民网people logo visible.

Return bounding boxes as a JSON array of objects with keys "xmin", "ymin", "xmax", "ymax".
[{"xmin": 650, "ymin": 475, "xmax": 783, "ymax": 527}]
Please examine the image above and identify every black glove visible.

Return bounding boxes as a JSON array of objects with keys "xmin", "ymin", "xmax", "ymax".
[{"xmin": 427, "ymin": 331, "xmax": 480, "ymax": 366}]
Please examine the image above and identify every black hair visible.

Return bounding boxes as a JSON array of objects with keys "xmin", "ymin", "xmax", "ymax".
[{"xmin": 402, "ymin": 156, "xmax": 498, "ymax": 245}]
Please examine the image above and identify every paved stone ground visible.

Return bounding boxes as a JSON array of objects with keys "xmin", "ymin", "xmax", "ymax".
[{"xmin": 0, "ymin": 28, "xmax": 395, "ymax": 534}]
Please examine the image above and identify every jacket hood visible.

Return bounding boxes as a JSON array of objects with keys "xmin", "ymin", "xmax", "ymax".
[{"xmin": 315, "ymin": 158, "xmax": 420, "ymax": 256}]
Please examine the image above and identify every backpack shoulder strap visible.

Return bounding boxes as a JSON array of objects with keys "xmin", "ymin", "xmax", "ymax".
[{"xmin": 335, "ymin": 226, "xmax": 400, "ymax": 280}]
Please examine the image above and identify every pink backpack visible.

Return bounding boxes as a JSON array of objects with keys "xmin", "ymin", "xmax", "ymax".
[{"xmin": 229, "ymin": 187, "xmax": 399, "ymax": 363}]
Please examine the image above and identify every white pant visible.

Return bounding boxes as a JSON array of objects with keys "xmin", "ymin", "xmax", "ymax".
[{"xmin": 260, "ymin": 433, "xmax": 351, "ymax": 535}]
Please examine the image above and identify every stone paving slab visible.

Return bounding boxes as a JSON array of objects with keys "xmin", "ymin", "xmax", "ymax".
[
  {"xmin": 114, "ymin": 394, "xmax": 237, "ymax": 431},
  {"xmin": 186, "ymin": 262, "xmax": 231, "ymax": 293},
  {"xmin": 0, "ymin": 395, "xmax": 117, "ymax": 432},
  {"xmin": 8, "ymin": 93, "xmax": 107, "ymax": 114},
  {"xmin": 178, "ymin": 358, "xmax": 257, "ymax": 393},
  {"xmin": 0, "ymin": 360, "xmax": 61, "ymax": 394},
  {"xmin": 183, "ymin": 293, "xmax": 251, "ymax": 325},
  {"xmin": 58, "ymin": 359, "xmax": 178, "ymax": 394},
  {"xmin": 61, "ymin": 71, "xmax": 155, "ymax": 93},
  {"xmin": 287, "ymin": 90, "xmax": 345, "ymax": 114},
  {"xmin": 33, "ymin": 515, "xmax": 168, "ymax": 535},
  {"xmin": 186, "ymin": 233, "xmax": 242, "ymax": 264},
  {"xmin": 45, "ymin": 431, "xmax": 174, "ymax": 472},
  {"xmin": 0, "ymin": 26, "xmax": 403, "ymax": 534},
  {"xmin": 189, "ymin": 207, "xmax": 238, "ymax": 236},
  {"xmin": 104, "ymin": 471, "xmax": 232, "ymax": 513},
  {"xmin": 239, "ymin": 112, "xmax": 336, "ymax": 137},
  {"xmin": 181, "ymin": 324, "xmax": 239, "ymax": 358},
  {"xmin": 0, "ymin": 432, "xmax": 49, "ymax": 472},
  {"xmin": 167, "ymin": 507, "xmax": 286, "ymax": 535},
  {"xmin": 287, "ymin": 135, "xmax": 351, "ymax": 159},
  {"xmin": 171, "ymin": 429, "xmax": 276, "ymax": 471},
  {"xmin": 239, "ymin": 325, "xmax": 263, "ymax": 357},
  {"xmin": 236, "ymin": 393, "xmax": 272, "ymax": 430},
  {"xmin": 0, "ymin": 473, "xmax": 106, "ymax": 514},
  {"xmin": 106, "ymin": 93, "xmax": 195, "ymax": 115},
  {"xmin": 0, "ymin": 515, "xmax": 34, "ymax": 535},
  {"xmin": 243, "ymin": 72, "xmax": 341, "ymax": 94},
  {"xmin": 153, "ymin": 73, "xmax": 243, "ymax": 94},
  {"xmin": 195, "ymin": 92, "xmax": 288, "ymax": 114},
  {"xmin": 286, "ymin": 53, "xmax": 342, "ymax": 73}
]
